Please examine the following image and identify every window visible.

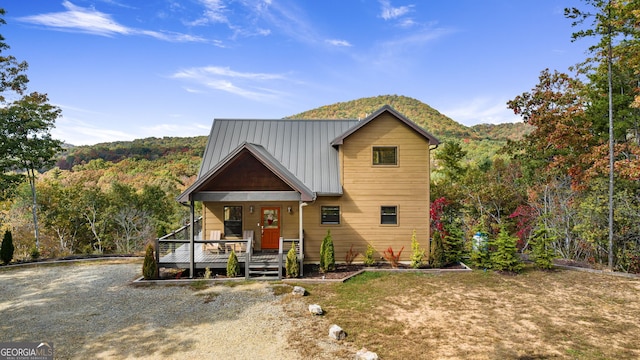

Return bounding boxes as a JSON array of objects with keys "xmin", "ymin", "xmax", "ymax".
[
  {"xmin": 380, "ymin": 206, "xmax": 397, "ymax": 225},
  {"xmin": 321, "ymin": 206, "xmax": 340, "ymax": 225},
  {"xmin": 372, "ymin": 146, "xmax": 397, "ymax": 166},
  {"xmin": 224, "ymin": 206, "xmax": 243, "ymax": 237}
]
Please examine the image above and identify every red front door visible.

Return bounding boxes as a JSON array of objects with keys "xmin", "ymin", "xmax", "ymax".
[{"xmin": 261, "ymin": 207, "xmax": 280, "ymax": 250}]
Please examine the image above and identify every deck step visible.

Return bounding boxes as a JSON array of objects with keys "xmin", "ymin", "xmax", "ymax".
[{"xmin": 249, "ymin": 270, "xmax": 279, "ymax": 275}]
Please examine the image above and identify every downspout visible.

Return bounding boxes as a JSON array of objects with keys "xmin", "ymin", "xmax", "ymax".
[
  {"xmin": 189, "ymin": 200, "xmax": 195, "ymax": 279},
  {"xmin": 299, "ymin": 201, "xmax": 308, "ymax": 276}
]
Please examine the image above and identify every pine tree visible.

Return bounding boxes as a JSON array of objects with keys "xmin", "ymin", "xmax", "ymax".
[
  {"xmin": 529, "ymin": 223, "xmax": 556, "ymax": 270},
  {"xmin": 490, "ymin": 225, "xmax": 524, "ymax": 273},
  {"xmin": 1, "ymin": 230, "xmax": 15, "ymax": 265},
  {"xmin": 319, "ymin": 230, "xmax": 335, "ymax": 273},
  {"xmin": 430, "ymin": 231, "xmax": 445, "ymax": 268},
  {"xmin": 443, "ymin": 222, "xmax": 464, "ymax": 266},
  {"xmin": 142, "ymin": 243, "xmax": 157, "ymax": 280}
]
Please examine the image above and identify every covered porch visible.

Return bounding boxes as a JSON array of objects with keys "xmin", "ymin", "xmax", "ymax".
[{"xmin": 171, "ymin": 142, "xmax": 316, "ymax": 279}]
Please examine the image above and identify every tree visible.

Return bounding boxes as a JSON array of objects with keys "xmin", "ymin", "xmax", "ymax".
[
  {"xmin": 285, "ymin": 243, "xmax": 299, "ymax": 278},
  {"xmin": 529, "ymin": 222, "xmax": 557, "ymax": 270},
  {"xmin": 565, "ymin": 0, "xmax": 640, "ymax": 269},
  {"xmin": 410, "ymin": 230, "xmax": 425, "ymax": 269},
  {"xmin": 319, "ymin": 229, "xmax": 335, "ymax": 273},
  {"xmin": 0, "ymin": 10, "xmax": 63, "ymax": 250},
  {"xmin": 433, "ymin": 141, "xmax": 468, "ymax": 183},
  {"xmin": 1, "ymin": 230, "xmax": 14, "ymax": 264},
  {"xmin": 490, "ymin": 225, "xmax": 524, "ymax": 273},
  {"xmin": 226, "ymin": 250, "xmax": 240, "ymax": 277},
  {"xmin": 142, "ymin": 243, "xmax": 157, "ymax": 280}
]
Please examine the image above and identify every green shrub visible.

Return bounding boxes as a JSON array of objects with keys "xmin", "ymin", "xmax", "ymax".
[
  {"xmin": 490, "ymin": 225, "xmax": 524, "ymax": 273},
  {"xmin": 142, "ymin": 244, "xmax": 157, "ymax": 280},
  {"xmin": 363, "ymin": 244, "xmax": 375, "ymax": 266},
  {"xmin": 286, "ymin": 242, "xmax": 299, "ymax": 278},
  {"xmin": 1, "ymin": 230, "xmax": 15, "ymax": 265},
  {"xmin": 529, "ymin": 223, "xmax": 556, "ymax": 270},
  {"xmin": 29, "ymin": 245, "xmax": 40, "ymax": 260},
  {"xmin": 319, "ymin": 230, "xmax": 335, "ymax": 273},
  {"xmin": 410, "ymin": 230, "xmax": 425, "ymax": 269},
  {"xmin": 226, "ymin": 250, "xmax": 240, "ymax": 277}
]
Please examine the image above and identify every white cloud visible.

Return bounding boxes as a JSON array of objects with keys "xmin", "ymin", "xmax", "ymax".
[
  {"xmin": 379, "ymin": 0, "xmax": 413, "ymax": 21},
  {"xmin": 325, "ymin": 39, "xmax": 352, "ymax": 47},
  {"xmin": 440, "ymin": 98, "xmax": 521, "ymax": 126},
  {"xmin": 171, "ymin": 66, "xmax": 289, "ymax": 101},
  {"xmin": 18, "ymin": 1, "xmax": 213, "ymax": 43},
  {"xmin": 53, "ymin": 116, "xmax": 137, "ymax": 145},
  {"xmin": 141, "ymin": 123, "xmax": 210, "ymax": 138},
  {"xmin": 19, "ymin": 1, "xmax": 130, "ymax": 36}
]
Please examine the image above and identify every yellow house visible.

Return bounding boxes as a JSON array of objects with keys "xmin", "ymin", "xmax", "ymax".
[{"xmin": 162, "ymin": 105, "xmax": 440, "ymax": 278}]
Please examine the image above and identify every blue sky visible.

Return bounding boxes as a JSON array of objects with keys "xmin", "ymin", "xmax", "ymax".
[{"xmin": 3, "ymin": 0, "xmax": 589, "ymax": 145}]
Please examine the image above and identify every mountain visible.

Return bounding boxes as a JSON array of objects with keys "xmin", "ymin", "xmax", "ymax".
[
  {"xmin": 55, "ymin": 95, "xmax": 530, "ymax": 171},
  {"xmin": 56, "ymin": 136, "xmax": 208, "ymax": 170},
  {"xmin": 286, "ymin": 94, "xmax": 480, "ymax": 140}
]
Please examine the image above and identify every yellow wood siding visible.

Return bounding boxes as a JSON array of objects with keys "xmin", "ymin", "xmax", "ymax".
[{"xmin": 304, "ymin": 113, "xmax": 432, "ymax": 262}]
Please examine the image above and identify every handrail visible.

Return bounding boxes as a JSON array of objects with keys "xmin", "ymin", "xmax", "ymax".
[
  {"xmin": 278, "ymin": 237, "xmax": 284, "ymax": 279},
  {"xmin": 158, "ymin": 216, "xmax": 202, "ymax": 241},
  {"xmin": 245, "ymin": 236, "xmax": 253, "ymax": 280}
]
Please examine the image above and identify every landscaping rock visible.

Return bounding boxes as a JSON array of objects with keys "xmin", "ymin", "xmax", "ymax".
[
  {"xmin": 356, "ymin": 347, "xmax": 379, "ymax": 360},
  {"xmin": 308, "ymin": 304, "xmax": 323, "ymax": 315},
  {"xmin": 292, "ymin": 286, "xmax": 306, "ymax": 296},
  {"xmin": 329, "ymin": 324, "xmax": 346, "ymax": 340}
]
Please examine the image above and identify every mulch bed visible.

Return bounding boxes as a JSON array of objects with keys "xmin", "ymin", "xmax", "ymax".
[{"xmin": 301, "ymin": 262, "xmax": 467, "ymax": 280}]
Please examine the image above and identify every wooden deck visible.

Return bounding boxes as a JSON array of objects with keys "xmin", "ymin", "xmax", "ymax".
[{"xmin": 159, "ymin": 243, "xmax": 280, "ymax": 269}]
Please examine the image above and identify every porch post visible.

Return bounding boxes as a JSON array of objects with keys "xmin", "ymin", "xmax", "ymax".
[{"xmin": 189, "ymin": 200, "xmax": 195, "ymax": 279}]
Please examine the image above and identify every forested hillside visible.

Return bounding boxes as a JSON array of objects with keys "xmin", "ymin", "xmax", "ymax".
[
  {"xmin": 56, "ymin": 136, "xmax": 208, "ymax": 170},
  {"xmin": 287, "ymin": 94, "xmax": 479, "ymax": 140}
]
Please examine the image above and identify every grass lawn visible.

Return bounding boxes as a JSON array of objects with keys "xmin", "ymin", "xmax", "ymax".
[{"xmin": 290, "ymin": 267, "xmax": 640, "ymax": 359}]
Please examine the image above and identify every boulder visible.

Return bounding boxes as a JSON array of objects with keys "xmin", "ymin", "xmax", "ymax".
[
  {"xmin": 328, "ymin": 324, "xmax": 346, "ymax": 340},
  {"xmin": 308, "ymin": 304, "xmax": 323, "ymax": 315},
  {"xmin": 292, "ymin": 286, "xmax": 306, "ymax": 296},
  {"xmin": 356, "ymin": 347, "xmax": 379, "ymax": 360}
]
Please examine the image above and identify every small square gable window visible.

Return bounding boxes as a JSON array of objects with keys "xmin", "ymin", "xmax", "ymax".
[{"xmin": 373, "ymin": 146, "xmax": 397, "ymax": 165}]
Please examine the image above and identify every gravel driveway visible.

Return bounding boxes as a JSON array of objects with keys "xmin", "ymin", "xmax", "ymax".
[{"xmin": 0, "ymin": 260, "xmax": 348, "ymax": 359}]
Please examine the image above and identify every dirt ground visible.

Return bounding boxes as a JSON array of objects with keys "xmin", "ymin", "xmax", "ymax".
[{"xmin": 294, "ymin": 268, "xmax": 640, "ymax": 359}]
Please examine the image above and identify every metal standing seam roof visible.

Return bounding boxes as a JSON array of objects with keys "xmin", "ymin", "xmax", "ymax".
[
  {"xmin": 178, "ymin": 105, "xmax": 441, "ymax": 202},
  {"xmin": 196, "ymin": 118, "xmax": 360, "ymax": 196}
]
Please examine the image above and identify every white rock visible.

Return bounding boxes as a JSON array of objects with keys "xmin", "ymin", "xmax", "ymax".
[
  {"xmin": 328, "ymin": 324, "xmax": 346, "ymax": 340},
  {"xmin": 308, "ymin": 304, "xmax": 323, "ymax": 315},
  {"xmin": 356, "ymin": 347, "xmax": 379, "ymax": 360},
  {"xmin": 292, "ymin": 286, "xmax": 306, "ymax": 296}
]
